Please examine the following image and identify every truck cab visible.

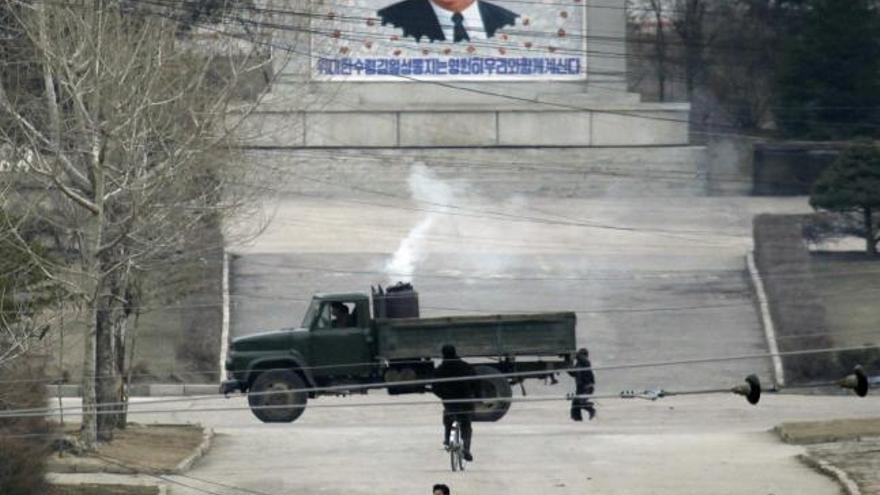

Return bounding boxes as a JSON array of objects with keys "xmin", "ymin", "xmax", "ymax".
[
  {"xmin": 223, "ymin": 292, "xmax": 380, "ymax": 393},
  {"xmin": 300, "ymin": 293, "xmax": 375, "ymax": 378}
]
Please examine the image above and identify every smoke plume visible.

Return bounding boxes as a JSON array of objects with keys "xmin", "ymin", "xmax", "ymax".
[{"xmin": 385, "ymin": 163, "xmax": 455, "ymax": 282}]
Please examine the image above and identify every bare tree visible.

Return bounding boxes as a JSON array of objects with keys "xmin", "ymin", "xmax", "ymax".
[
  {"xmin": 628, "ymin": 0, "xmax": 785, "ymax": 132},
  {"xmin": 671, "ymin": 0, "xmax": 710, "ymax": 99},
  {"xmin": 0, "ymin": 0, "xmax": 276, "ymax": 447},
  {"xmin": 705, "ymin": 0, "xmax": 785, "ymax": 131},
  {"xmin": 647, "ymin": 0, "xmax": 671, "ymax": 101},
  {"xmin": 628, "ymin": 0, "xmax": 679, "ymax": 102}
]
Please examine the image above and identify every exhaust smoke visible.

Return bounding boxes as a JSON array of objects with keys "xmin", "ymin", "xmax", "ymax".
[{"xmin": 385, "ymin": 163, "xmax": 455, "ymax": 283}]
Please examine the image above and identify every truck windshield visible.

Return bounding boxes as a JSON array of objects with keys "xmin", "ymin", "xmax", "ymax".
[{"xmin": 301, "ymin": 299, "xmax": 320, "ymax": 328}]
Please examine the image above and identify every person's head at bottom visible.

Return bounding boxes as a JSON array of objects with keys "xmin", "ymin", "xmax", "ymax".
[
  {"xmin": 441, "ymin": 344, "xmax": 457, "ymax": 360},
  {"xmin": 433, "ymin": 484, "xmax": 450, "ymax": 495}
]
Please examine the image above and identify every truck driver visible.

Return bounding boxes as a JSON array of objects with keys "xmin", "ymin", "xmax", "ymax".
[{"xmin": 330, "ymin": 302, "xmax": 351, "ymax": 328}]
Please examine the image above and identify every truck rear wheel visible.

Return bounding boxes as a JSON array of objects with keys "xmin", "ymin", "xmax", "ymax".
[
  {"xmin": 248, "ymin": 370, "xmax": 308, "ymax": 423},
  {"xmin": 472, "ymin": 365, "xmax": 512, "ymax": 422}
]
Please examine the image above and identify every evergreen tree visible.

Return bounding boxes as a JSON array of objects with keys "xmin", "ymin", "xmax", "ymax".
[
  {"xmin": 776, "ymin": 0, "xmax": 880, "ymax": 139},
  {"xmin": 810, "ymin": 142, "xmax": 880, "ymax": 254}
]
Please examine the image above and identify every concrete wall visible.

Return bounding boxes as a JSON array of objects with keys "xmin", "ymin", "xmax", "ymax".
[
  {"xmin": 705, "ymin": 137, "xmax": 759, "ymax": 196},
  {"xmin": 239, "ymin": 104, "xmax": 692, "ymax": 148},
  {"xmin": 753, "ymin": 142, "xmax": 845, "ymax": 196}
]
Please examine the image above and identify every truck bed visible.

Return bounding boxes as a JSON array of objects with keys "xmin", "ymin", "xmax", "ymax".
[{"xmin": 375, "ymin": 312, "xmax": 577, "ymax": 359}]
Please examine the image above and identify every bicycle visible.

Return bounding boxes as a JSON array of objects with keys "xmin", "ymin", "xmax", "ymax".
[{"xmin": 446, "ymin": 420, "xmax": 465, "ymax": 472}]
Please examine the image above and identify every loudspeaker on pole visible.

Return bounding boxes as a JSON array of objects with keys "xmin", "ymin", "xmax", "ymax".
[
  {"xmin": 837, "ymin": 365, "xmax": 869, "ymax": 397},
  {"xmin": 731, "ymin": 374, "xmax": 762, "ymax": 405}
]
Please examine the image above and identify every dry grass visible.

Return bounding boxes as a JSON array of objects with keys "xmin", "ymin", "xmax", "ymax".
[
  {"xmin": 48, "ymin": 484, "xmax": 160, "ymax": 495},
  {"xmin": 52, "ymin": 423, "xmax": 205, "ymax": 474},
  {"xmin": 753, "ymin": 214, "xmax": 836, "ymax": 381},
  {"xmin": 808, "ymin": 251, "xmax": 880, "ymax": 375},
  {"xmin": 809, "ymin": 252, "xmax": 880, "ymax": 348},
  {"xmin": 777, "ymin": 417, "xmax": 880, "ymax": 445}
]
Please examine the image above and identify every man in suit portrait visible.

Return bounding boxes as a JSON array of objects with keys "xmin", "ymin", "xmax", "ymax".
[{"xmin": 377, "ymin": 0, "xmax": 519, "ymax": 43}]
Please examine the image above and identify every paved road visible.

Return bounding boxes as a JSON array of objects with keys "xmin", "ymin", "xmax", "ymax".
[
  {"xmin": 115, "ymin": 393, "xmax": 880, "ymax": 495},
  {"xmin": 229, "ymin": 195, "xmax": 809, "ymax": 392}
]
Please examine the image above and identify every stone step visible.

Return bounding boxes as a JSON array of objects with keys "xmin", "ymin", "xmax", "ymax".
[{"xmin": 249, "ymin": 145, "xmax": 709, "ymax": 198}]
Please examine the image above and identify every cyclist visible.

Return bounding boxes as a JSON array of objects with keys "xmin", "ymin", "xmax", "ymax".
[{"xmin": 433, "ymin": 344, "xmax": 480, "ymax": 462}]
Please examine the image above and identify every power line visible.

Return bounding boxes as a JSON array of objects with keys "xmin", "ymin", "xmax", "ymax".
[
  {"xmin": 90, "ymin": 452, "xmax": 280, "ymax": 495},
  {"xmin": 138, "ymin": 0, "xmax": 880, "ymax": 133},
  {"xmin": 15, "ymin": 279, "xmax": 880, "ymax": 318},
  {"xmin": 108, "ymin": 0, "xmax": 761, "ymax": 140},
  {"xmin": 2, "ymin": 343, "xmax": 875, "ymax": 419},
  {"xmin": 0, "ymin": 394, "xmax": 613, "ymax": 421},
  {"xmin": 7, "ymin": 267, "xmax": 879, "ymax": 318},
  {"xmin": 0, "ymin": 297, "xmax": 742, "ymax": 316},
  {"xmin": 234, "ymin": 254, "xmax": 880, "ymax": 285},
  {"xmin": 208, "ymin": 0, "xmax": 781, "ymax": 21},
  {"xmin": 12, "ymin": 0, "xmax": 874, "ymax": 146},
  {"xmin": 228, "ymin": 287, "xmax": 880, "ymax": 317},
  {"xmin": 263, "ymin": 216, "xmax": 740, "ymax": 250},
  {"xmin": 263, "ymin": 151, "xmax": 737, "ymax": 185},
  {"xmin": 7, "ymin": 283, "xmax": 880, "ymax": 389},
  {"xmin": 249, "ymin": 153, "xmax": 729, "ymax": 205},
  {"xmin": 257, "ymin": 170, "xmax": 745, "ymax": 239},
  {"xmin": 3, "ymin": 0, "xmax": 872, "ymax": 384},
  {"xmin": 170, "ymin": 0, "xmax": 792, "ymax": 122},
  {"xmin": 141, "ymin": 0, "xmax": 805, "ymax": 59},
  {"xmin": 8, "ymin": 1, "xmax": 880, "ymax": 182},
  {"xmin": 0, "ymin": 367, "xmax": 873, "ymax": 422},
  {"xmin": 5, "ymin": 311, "xmax": 879, "ymax": 387},
  {"xmin": 8, "ymin": 186, "xmax": 866, "ymax": 300},
  {"xmin": 172, "ymin": 1, "xmax": 872, "ymax": 134},
  {"xmin": 246, "ymin": 186, "xmax": 743, "ymax": 244},
  {"xmin": 2, "ymin": 374, "xmax": 874, "ymax": 442},
  {"xmin": 90, "ymin": 454, "xmax": 242, "ymax": 495},
  {"xmin": 262, "ymin": 145, "xmax": 846, "ymax": 188}
]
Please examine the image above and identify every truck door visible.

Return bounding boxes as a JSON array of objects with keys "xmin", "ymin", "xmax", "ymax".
[{"xmin": 309, "ymin": 300, "xmax": 374, "ymax": 378}]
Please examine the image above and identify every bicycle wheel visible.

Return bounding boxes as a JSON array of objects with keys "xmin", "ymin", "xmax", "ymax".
[{"xmin": 449, "ymin": 424, "xmax": 461, "ymax": 472}]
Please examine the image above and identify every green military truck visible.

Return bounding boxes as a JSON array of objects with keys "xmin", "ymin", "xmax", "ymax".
[{"xmin": 221, "ymin": 284, "xmax": 577, "ymax": 423}]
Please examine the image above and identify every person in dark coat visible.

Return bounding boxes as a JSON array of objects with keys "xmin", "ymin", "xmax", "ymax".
[
  {"xmin": 569, "ymin": 348, "xmax": 596, "ymax": 421},
  {"xmin": 433, "ymin": 344, "xmax": 480, "ymax": 461}
]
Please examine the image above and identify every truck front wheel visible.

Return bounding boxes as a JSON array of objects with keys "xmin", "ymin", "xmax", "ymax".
[
  {"xmin": 248, "ymin": 370, "xmax": 308, "ymax": 423},
  {"xmin": 472, "ymin": 365, "xmax": 513, "ymax": 422}
]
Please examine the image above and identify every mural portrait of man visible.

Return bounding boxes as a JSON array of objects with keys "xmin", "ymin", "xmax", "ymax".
[{"xmin": 377, "ymin": 0, "xmax": 519, "ymax": 43}]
